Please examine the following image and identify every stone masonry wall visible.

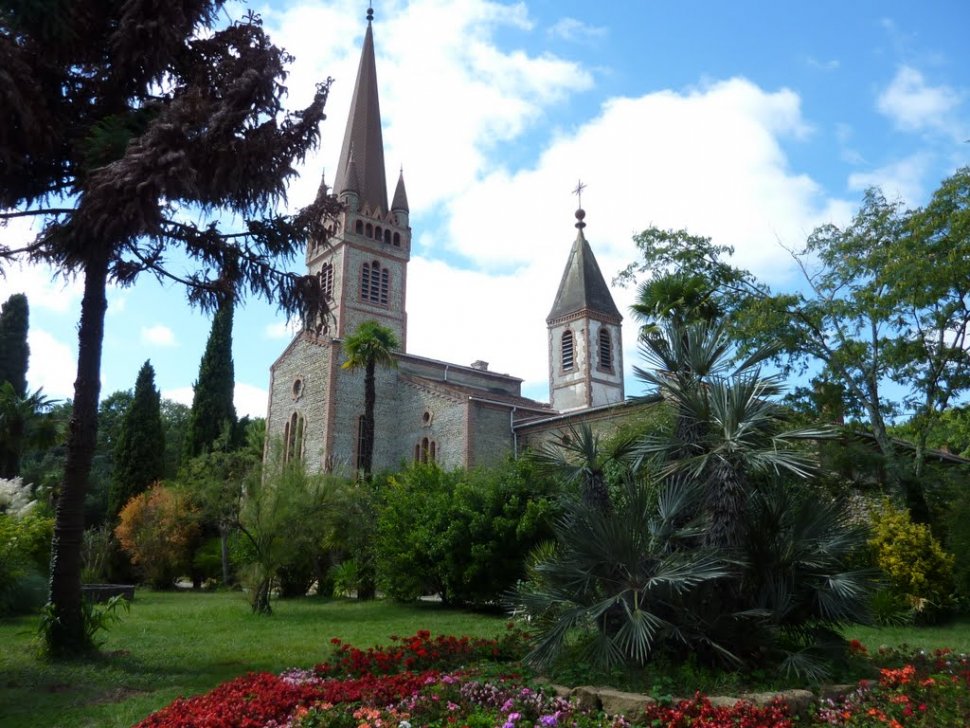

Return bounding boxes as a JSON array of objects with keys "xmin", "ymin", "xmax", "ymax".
[{"xmin": 266, "ymin": 335, "xmax": 333, "ymax": 472}]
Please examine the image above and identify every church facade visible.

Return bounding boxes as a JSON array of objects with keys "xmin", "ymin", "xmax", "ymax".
[{"xmin": 265, "ymin": 13, "xmax": 633, "ymax": 474}]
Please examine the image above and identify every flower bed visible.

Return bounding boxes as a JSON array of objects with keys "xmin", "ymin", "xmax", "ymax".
[{"xmin": 135, "ymin": 633, "xmax": 970, "ymax": 728}]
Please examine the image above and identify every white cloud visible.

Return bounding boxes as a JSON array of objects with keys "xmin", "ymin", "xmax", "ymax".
[
  {"xmin": 263, "ymin": 0, "xmax": 592, "ymax": 212},
  {"xmin": 160, "ymin": 383, "xmax": 268, "ymax": 419},
  {"xmin": 162, "ymin": 386, "xmax": 193, "ymax": 408},
  {"xmin": 548, "ymin": 17, "xmax": 607, "ymax": 42},
  {"xmin": 235, "ymin": 382, "xmax": 270, "ymax": 419},
  {"xmin": 806, "ymin": 56, "xmax": 839, "ymax": 72},
  {"xmin": 847, "ymin": 153, "xmax": 931, "ymax": 207},
  {"xmin": 877, "ymin": 65, "xmax": 963, "ymax": 137},
  {"xmin": 141, "ymin": 324, "xmax": 178, "ymax": 347},
  {"xmin": 406, "ymin": 77, "xmax": 854, "ymax": 395},
  {"xmin": 26, "ymin": 329, "xmax": 76, "ymax": 399},
  {"xmin": 444, "ymin": 78, "xmax": 836, "ymax": 277},
  {"xmin": 0, "ymin": 258, "xmax": 83, "ymax": 314},
  {"xmin": 264, "ymin": 319, "xmax": 299, "ymax": 340}
]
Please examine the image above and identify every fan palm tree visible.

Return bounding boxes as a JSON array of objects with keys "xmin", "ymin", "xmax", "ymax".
[
  {"xmin": 633, "ymin": 320, "xmax": 827, "ymax": 548},
  {"xmin": 0, "ymin": 383, "xmax": 58, "ymax": 478},
  {"xmin": 630, "ymin": 272, "xmax": 721, "ymax": 341},
  {"xmin": 341, "ymin": 321, "xmax": 399, "ymax": 479},
  {"xmin": 509, "ymin": 474, "xmax": 731, "ymax": 670},
  {"xmin": 531, "ymin": 423, "xmax": 636, "ymax": 512}
]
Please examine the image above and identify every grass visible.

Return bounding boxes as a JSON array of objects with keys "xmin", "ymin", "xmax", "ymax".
[
  {"xmin": 0, "ymin": 590, "xmax": 508, "ymax": 728},
  {"xmin": 3, "ymin": 591, "xmax": 969, "ymax": 728},
  {"xmin": 845, "ymin": 616, "xmax": 970, "ymax": 655}
]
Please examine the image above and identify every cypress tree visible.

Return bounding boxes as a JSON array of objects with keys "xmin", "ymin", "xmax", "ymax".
[
  {"xmin": 110, "ymin": 361, "xmax": 165, "ymax": 518},
  {"xmin": 185, "ymin": 297, "xmax": 237, "ymax": 458},
  {"xmin": 0, "ymin": 293, "xmax": 29, "ymax": 396}
]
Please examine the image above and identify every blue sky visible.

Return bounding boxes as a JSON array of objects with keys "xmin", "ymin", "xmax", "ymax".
[{"xmin": 2, "ymin": 0, "xmax": 969, "ymax": 417}]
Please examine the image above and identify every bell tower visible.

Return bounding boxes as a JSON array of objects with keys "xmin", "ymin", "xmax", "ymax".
[
  {"xmin": 547, "ymin": 197, "xmax": 624, "ymax": 412},
  {"xmin": 306, "ymin": 7, "xmax": 411, "ymax": 348}
]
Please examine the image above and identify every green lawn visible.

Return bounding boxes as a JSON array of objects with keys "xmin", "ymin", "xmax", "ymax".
[
  {"xmin": 0, "ymin": 590, "xmax": 507, "ymax": 728},
  {"xmin": 3, "ymin": 591, "xmax": 969, "ymax": 728},
  {"xmin": 845, "ymin": 617, "xmax": 970, "ymax": 655}
]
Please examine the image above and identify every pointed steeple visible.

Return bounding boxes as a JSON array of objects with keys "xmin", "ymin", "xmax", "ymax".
[
  {"xmin": 340, "ymin": 143, "xmax": 360, "ymax": 197},
  {"xmin": 391, "ymin": 167, "xmax": 409, "ymax": 212},
  {"xmin": 547, "ymin": 209, "xmax": 622, "ymax": 323},
  {"xmin": 332, "ymin": 9, "xmax": 388, "ymax": 214}
]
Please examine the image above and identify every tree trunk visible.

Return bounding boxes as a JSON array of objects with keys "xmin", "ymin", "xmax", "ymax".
[
  {"xmin": 47, "ymin": 251, "xmax": 108, "ymax": 655},
  {"xmin": 220, "ymin": 523, "xmax": 231, "ymax": 586},
  {"xmin": 361, "ymin": 360, "xmax": 376, "ymax": 477}
]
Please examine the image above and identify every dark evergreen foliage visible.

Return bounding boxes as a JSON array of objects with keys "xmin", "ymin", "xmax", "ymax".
[
  {"xmin": 0, "ymin": 1, "xmax": 341, "ymax": 654},
  {"xmin": 109, "ymin": 361, "xmax": 165, "ymax": 519},
  {"xmin": 185, "ymin": 298, "xmax": 237, "ymax": 458},
  {"xmin": 0, "ymin": 294, "xmax": 29, "ymax": 397}
]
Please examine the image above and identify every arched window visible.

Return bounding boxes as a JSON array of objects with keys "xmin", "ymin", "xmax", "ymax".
[
  {"xmin": 321, "ymin": 262, "xmax": 334, "ymax": 300},
  {"xmin": 598, "ymin": 327, "xmax": 613, "ymax": 371},
  {"xmin": 284, "ymin": 411, "xmax": 304, "ymax": 462},
  {"xmin": 365, "ymin": 223, "xmax": 373, "ymax": 238},
  {"xmin": 561, "ymin": 330, "xmax": 574, "ymax": 370},
  {"xmin": 393, "ymin": 232, "xmax": 401, "ymax": 247},
  {"xmin": 355, "ymin": 219, "xmax": 364, "ymax": 234},
  {"xmin": 360, "ymin": 261, "xmax": 390, "ymax": 305},
  {"xmin": 415, "ymin": 437, "xmax": 437, "ymax": 464},
  {"xmin": 375, "ymin": 225, "xmax": 382, "ymax": 240}
]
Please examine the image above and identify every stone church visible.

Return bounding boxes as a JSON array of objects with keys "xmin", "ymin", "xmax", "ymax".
[{"xmin": 266, "ymin": 11, "xmax": 635, "ymax": 474}]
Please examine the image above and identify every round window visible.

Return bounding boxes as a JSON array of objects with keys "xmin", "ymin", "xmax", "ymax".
[{"xmin": 291, "ymin": 377, "xmax": 304, "ymax": 400}]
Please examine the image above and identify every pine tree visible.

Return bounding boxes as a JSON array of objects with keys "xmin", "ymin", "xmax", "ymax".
[
  {"xmin": 185, "ymin": 297, "xmax": 237, "ymax": 458},
  {"xmin": 0, "ymin": 294, "xmax": 29, "ymax": 397},
  {"xmin": 110, "ymin": 361, "xmax": 165, "ymax": 519}
]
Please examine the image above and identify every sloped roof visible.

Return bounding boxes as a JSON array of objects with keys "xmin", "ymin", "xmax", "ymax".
[
  {"xmin": 332, "ymin": 19, "xmax": 388, "ymax": 213},
  {"xmin": 547, "ymin": 224, "xmax": 622, "ymax": 323},
  {"xmin": 400, "ymin": 373, "xmax": 552, "ymax": 415},
  {"xmin": 391, "ymin": 168, "xmax": 409, "ymax": 212}
]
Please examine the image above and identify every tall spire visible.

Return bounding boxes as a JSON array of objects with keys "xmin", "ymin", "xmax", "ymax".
[{"xmin": 332, "ymin": 8, "xmax": 388, "ymax": 213}]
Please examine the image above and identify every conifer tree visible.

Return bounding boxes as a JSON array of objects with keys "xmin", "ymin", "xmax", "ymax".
[
  {"xmin": 110, "ymin": 361, "xmax": 165, "ymax": 518},
  {"xmin": 185, "ymin": 297, "xmax": 237, "ymax": 458},
  {"xmin": 0, "ymin": 294, "xmax": 29, "ymax": 397},
  {"xmin": 0, "ymin": 2, "xmax": 338, "ymax": 655}
]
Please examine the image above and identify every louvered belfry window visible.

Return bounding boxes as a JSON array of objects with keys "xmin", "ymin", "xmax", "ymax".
[
  {"xmin": 360, "ymin": 261, "xmax": 390, "ymax": 305},
  {"xmin": 598, "ymin": 327, "xmax": 612, "ymax": 371},
  {"xmin": 562, "ymin": 330, "xmax": 574, "ymax": 370}
]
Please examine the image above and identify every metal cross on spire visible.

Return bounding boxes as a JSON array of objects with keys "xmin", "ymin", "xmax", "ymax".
[
  {"xmin": 572, "ymin": 180, "xmax": 588, "ymax": 230},
  {"xmin": 572, "ymin": 179, "xmax": 587, "ymax": 209}
]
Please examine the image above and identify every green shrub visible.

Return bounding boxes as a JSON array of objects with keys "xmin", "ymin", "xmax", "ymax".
[
  {"xmin": 944, "ymin": 483, "xmax": 970, "ymax": 604},
  {"xmin": 191, "ymin": 536, "xmax": 225, "ymax": 584},
  {"xmin": 0, "ymin": 510, "xmax": 53, "ymax": 615},
  {"xmin": 375, "ymin": 459, "xmax": 559, "ymax": 607},
  {"xmin": 869, "ymin": 499, "xmax": 955, "ymax": 622}
]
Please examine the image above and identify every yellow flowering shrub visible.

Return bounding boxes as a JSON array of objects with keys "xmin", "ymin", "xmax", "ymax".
[{"xmin": 868, "ymin": 499, "xmax": 955, "ymax": 618}]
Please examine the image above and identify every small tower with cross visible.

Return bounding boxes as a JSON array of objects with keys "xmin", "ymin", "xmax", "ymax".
[{"xmin": 546, "ymin": 182, "xmax": 625, "ymax": 412}]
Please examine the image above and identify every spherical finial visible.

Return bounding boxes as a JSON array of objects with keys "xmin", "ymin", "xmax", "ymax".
[
  {"xmin": 366, "ymin": 4, "xmax": 374, "ymax": 23},
  {"xmin": 575, "ymin": 208, "xmax": 586, "ymax": 229}
]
